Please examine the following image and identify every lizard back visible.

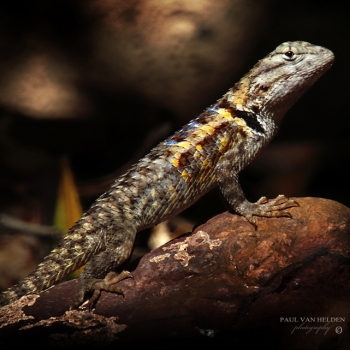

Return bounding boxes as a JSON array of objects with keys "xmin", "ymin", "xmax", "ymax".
[{"xmin": 104, "ymin": 103, "xmax": 264, "ymax": 230}]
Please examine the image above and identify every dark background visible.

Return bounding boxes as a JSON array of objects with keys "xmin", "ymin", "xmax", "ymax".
[{"xmin": 0, "ymin": 0, "xmax": 348, "ymax": 287}]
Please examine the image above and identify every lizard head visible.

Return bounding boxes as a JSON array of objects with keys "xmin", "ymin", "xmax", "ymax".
[{"xmin": 231, "ymin": 41, "xmax": 334, "ymax": 124}]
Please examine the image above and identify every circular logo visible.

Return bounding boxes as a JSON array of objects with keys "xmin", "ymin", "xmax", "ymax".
[{"xmin": 335, "ymin": 326, "xmax": 342, "ymax": 334}]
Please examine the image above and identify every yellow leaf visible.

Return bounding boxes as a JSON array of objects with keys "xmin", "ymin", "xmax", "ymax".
[
  {"xmin": 54, "ymin": 157, "xmax": 83, "ymax": 232},
  {"xmin": 54, "ymin": 157, "xmax": 84, "ymax": 278}
]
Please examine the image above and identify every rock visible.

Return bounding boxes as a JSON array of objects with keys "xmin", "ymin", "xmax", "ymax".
[{"xmin": 1, "ymin": 197, "xmax": 350, "ymax": 349}]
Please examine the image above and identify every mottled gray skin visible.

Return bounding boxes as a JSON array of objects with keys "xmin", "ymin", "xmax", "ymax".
[{"xmin": 0, "ymin": 42, "xmax": 334, "ymax": 308}]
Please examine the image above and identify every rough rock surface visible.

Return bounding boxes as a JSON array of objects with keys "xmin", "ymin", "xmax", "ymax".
[{"xmin": 1, "ymin": 197, "xmax": 349, "ymax": 349}]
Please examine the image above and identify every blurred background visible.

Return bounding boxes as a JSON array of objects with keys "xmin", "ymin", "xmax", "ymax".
[{"xmin": 0, "ymin": 0, "xmax": 348, "ymax": 289}]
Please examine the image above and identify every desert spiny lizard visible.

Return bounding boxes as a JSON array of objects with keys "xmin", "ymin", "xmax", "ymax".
[{"xmin": 0, "ymin": 41, "xmax": 334, "ymax": 308}]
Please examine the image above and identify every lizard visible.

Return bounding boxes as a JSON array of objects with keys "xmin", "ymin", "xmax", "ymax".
[{"xmin": 0, "ymin": 41, "xmax": 334, "ymax": 309}]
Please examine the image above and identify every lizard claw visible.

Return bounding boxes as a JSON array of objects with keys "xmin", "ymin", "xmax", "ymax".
[
  {"xmin": 237, "ymin": 195, "xmax": 298, "ymax": 228},
  {"xmin": 89, "ymin": 270, "xmax": 133, "ymax": 307},
  {"xmin": 72, "ymin": 270, "xmax": 133, "ymax": 310}
]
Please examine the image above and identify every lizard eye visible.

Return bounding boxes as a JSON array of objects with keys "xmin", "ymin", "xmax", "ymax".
[{"xmin": 282, "ymin": 50, "xmax": 297, "ymax": 61}]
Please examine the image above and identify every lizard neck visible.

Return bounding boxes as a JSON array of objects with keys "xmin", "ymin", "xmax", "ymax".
[
  {"xmin": 224, "ymin": 75, "xmax": 297, "ymax": 128},
  {"xmin": 217, "ymin": 91, "xmax": 279, "ymax": 142},
  {"xmin": 223, "ymin": 41, "xmax": 334, "ymax": 126}
]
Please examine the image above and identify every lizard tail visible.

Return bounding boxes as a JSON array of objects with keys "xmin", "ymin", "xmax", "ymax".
[{"xmin": 0, "ymin": 216, "xmax": 104, "ymax": 307}]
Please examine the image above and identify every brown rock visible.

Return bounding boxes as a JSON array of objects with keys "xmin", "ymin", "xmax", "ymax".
[{"xmin": 1, "ymin": 197, "xmax": 350, "ymax": 349}]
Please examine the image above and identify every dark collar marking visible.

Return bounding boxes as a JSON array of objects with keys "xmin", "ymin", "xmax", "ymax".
[{"xmin": 234, "ymin": 110, "xmax": 265, "ymax": 134}]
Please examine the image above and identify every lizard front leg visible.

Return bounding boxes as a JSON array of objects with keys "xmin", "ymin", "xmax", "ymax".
[
  {"xmin": 215, "ymin": 147, "xmax": 298, "ymax": 227},
  {"xmin": 73, "ymin": 222, "xmax": 136, "ymax": 308}
]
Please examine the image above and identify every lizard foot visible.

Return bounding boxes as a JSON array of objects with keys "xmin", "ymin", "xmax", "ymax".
[
  {"xmin": 237, "ymin": 194, "xmax": 299, "ymax": 227},
  {"xmin": 71, "ymin": 270, "xmax": 133, "ymax": 309},
  {"xmin": 88, "ymin": 270, "xmax": 133, "ymax": 307}
]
